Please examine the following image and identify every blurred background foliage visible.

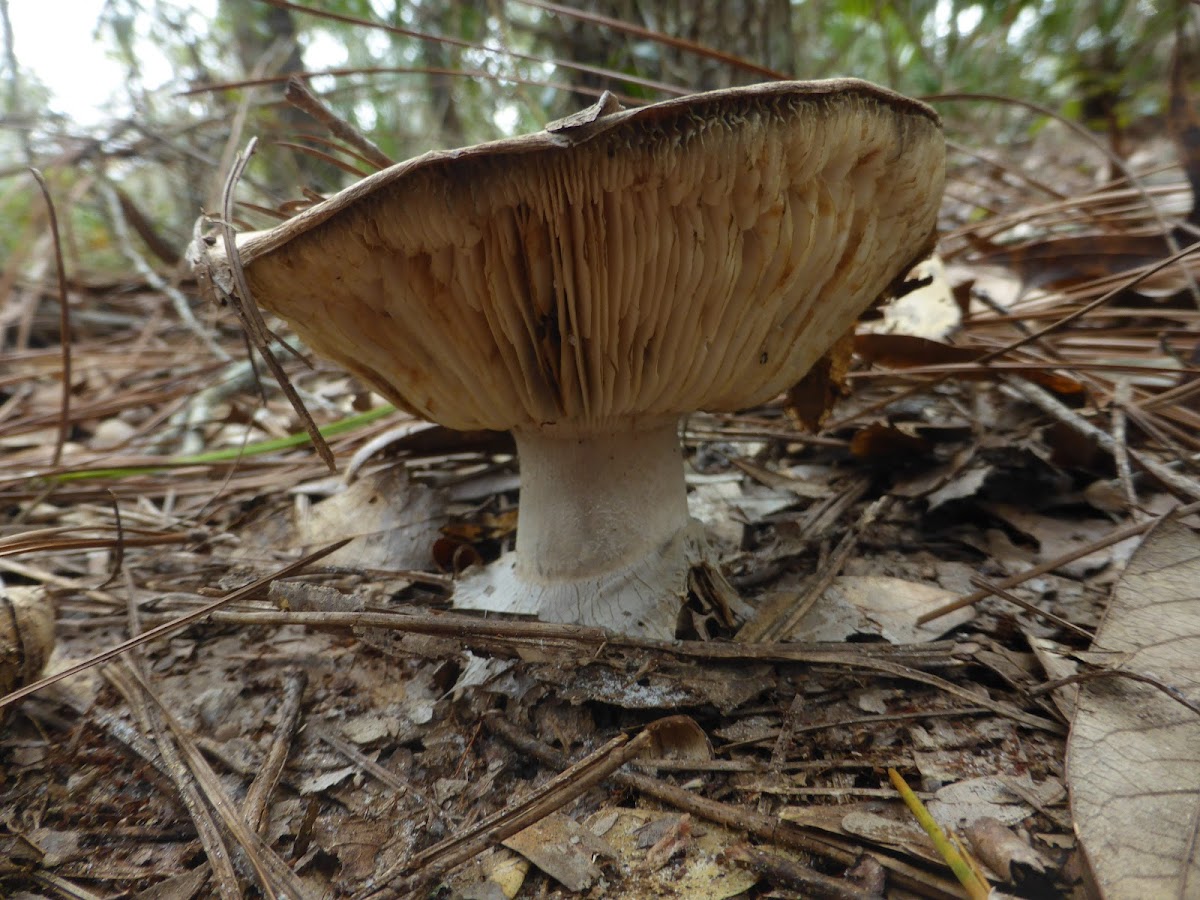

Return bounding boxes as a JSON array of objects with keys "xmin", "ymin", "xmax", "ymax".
[{"xmin": 0, "ymin": 0, "xmax": 1192, "ymax": 279}]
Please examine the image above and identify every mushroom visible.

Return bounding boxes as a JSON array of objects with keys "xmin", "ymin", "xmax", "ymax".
[{"xmin": 192, "ymin": 79, "xmax": 945, "ymax": 639}]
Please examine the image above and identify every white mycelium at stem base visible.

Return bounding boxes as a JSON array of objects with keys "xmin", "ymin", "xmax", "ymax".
[{"xmin": 456, "ymin": 420, "xmax": 705, "ymax": 638}]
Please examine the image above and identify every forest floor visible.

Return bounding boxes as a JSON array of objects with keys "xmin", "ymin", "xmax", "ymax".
[{"xmin": 2, "ymin": 89, "xmax": 1200, "ymax": 900}]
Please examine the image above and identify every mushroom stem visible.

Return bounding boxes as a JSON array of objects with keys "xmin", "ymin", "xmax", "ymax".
[
  {"xmin": 513, "ymin": 421, "xmax": 690, "ymax": 582},
  {"xmin": 455, "ymin": 420, "xmax": 704, "ymax": 637}
]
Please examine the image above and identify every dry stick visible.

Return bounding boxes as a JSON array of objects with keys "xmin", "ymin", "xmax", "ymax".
[
  {"xmin": 215, "ymin": 139, "xmax": 337, "ymax": 472},
  {"xmin": 1111, "ymin": 379, "xmax": 1138, "ymax": 508},
  {"xmin": 274, "ymin": 140, "xmax": 371, "ymax": 178},
  {"xmin": 104, "ymin": 663, "xmax": 242, "ymax": 900},
  {"xmin": 728, "ymin": 844, "xmax": 882, "ymax": 900},
  {"xmin": 742, "ymin": 496, "xmax": 891, "ymax": 643},
  {"xmin": 918, "ymin": 499, "xmax": 1200, "ymax": 624},
  {"xmin": 122, "ymin": 663, "xmax": 315, "ymax": 900},
  {"xmin": 194, "ymin": 609, "xmax": 958, "ymax": 669},
  {"xmin": 486, "ymin": 715, "xmax": 964, "ymax": 900},
  {"xmin": 95, "ymin": 491, "xmax": 126, "ymax": 591},
  {"xmin": 770, "ymin": 693, "xmax": 805, "ymax": 775},
  {"xmin": 720, "ymin": 710, "xmax": 989, "ymax": 752},
  {"xmin": 362, "ymin": 718, "xmax": 663, "ymax": 898},
  {"xmin": 1118, "ymin": 400, "xmax": 1200, "ymax": 466},
  {"xmin": 0, "ymin": 531, "xmax": 193, "ymax": 557},
  {"xmin": 114, "ymin": 573, "xmax": 242, "ymax": 900},
  {"xmin": 969, "ymin": 575, "xmax": 1095, "ymax": 642},
  {"xmin": 1005, "ymin": 375, "xmax": 1200, "ymax": 501},
  {"xmin": 243, "ymin": 669, "xmax": 307, "ymax": 835},
  {"xmin": 284, "ymin": 76, "xmax": 394, "ymax": 170},
  {"xmin": 31, "ymin": 872, "xmax": 106, "ymax": 900},
  {"xmin": 1028, "ymin": 667, "xmax": 1200, "ymax": 718},
  {"xmin": 199, "ymin": 609, "xmax": 1058, "ymax": 732},
  {"xmin": 28, "ymin": 169, "xmax": 71, "ymax": 467},
  {"xmin": 1141, "ymin": 367, "xmax": 1200, "ymax": 411},
  {"xmin": 315, "ymin": 727, "xmax": 441, "ymax": 822},
  {"xmin": 0, "ymin": 538, "xmax": 350, "ymax": 713}
]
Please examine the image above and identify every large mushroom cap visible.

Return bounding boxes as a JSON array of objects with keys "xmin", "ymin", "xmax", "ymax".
[{"xmin": 219, "ymin": 79, "xmax": 944, "ymax": 434}]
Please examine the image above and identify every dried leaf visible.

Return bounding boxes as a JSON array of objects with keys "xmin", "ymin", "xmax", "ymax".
[
  {"xmin": 784, "ymin": 327, "xmax": 855, "ymax": 430},
  {"xmin": 291, "ymin": 466, "xmax": 448, "ymax": 569},
  {"xmin": 502, "ymin": 813, "xmax": 612, "ymax": 891},
  {"xmin": 1067, "ymin": 516, "xmax": 1200, "ymax": 899},
  {"xmin": 849, "ymin": 422, "xmax": 934, "ymax": 462},
  {"xmin": 926, "ymin": 774, "xmax": 1052, "ymax": 829},
  {"xmin": 557, "ymin": 662, "xmax": 770, "ymax": 714},
  {"xmin": 587, "ymin": 807, "xmax": 758, "ymax": 899},
  {"xmin": 840, "ymin": 810, "xmax": 941, "ymax": 865},
  {"xmin": 639, "ymin": 714, "xmax": 713, "ymax": 762},
  {"xmin": 298, "ymin": 765, "xmax": 357, "ymax": 795},
  {"xmin": 790, "ymin": 575, "xmax": 974, "ymax": 643},
  {"xmin": 962, "ymin": 816, "xmax": 1052, "ymax": 889},
  {"xmin": 460, "ymin": 849, "xmax": 530, "ymax": 900}
]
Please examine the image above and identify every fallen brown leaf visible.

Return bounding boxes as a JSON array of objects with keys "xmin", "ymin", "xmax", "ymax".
[{"xmin": 1066, "ymin": 515, "xmax": 1200, "ymax": 899}]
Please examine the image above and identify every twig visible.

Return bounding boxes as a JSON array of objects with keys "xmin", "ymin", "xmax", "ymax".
[
  {"xmin": 153, "ymin": 340, "xmax": 324, "ymax": 455},
  {"xmin": 487, "ymin": 715, "xmax": 964, "ymax": 900},
  {"xmin": 362, "ymin": 716, "xmax": 662, "ymax": 897},
  {"xmin": 918, "ymin": 498, "xmax": 1200, "ymax": 623},
  {"xmin": 727, "ymin": 844, "xmax": 882, "ymax": 900},
  {"xmin": 741, "ymin": 496, "xmax": 891, "ymax": 643},
  {"xmin": 112, "ymin": 572, "xmax": 240, "ymax": 899},
  {"xmin": 165, "ymin": 607, "xmax": 958, "ymax": 667},
  {"xmin": 0, "ymin": 539, "xmax": 350, "ymax": 712},
  {"xmin": 786, "ymin": 707, "xmax": 988, "ymax": 740},
  {"xmin": 1028, "ymin": 667, "xmax": 1200, "ymax": 718},
  {"xmin": 166, "ymin": 606, "xmax": 1057, "ymax": 731},
  {"xmin": 31, "ymin": 872, "xmax": 107, "ymax": 900},
  {"xmin": 315, "ymin": 726, "xmax": 440, "ymax": 821},
  {"xmin": 243, "ymin": 669, "xmax": 307, "ymax": 835},
  {"xmin": 976, "ymin": 240, "xmax": 1200, "ymax": 365},
  {"xmin": 123, "ymin": 663, "xmax": 315, "ymax": 900},
  {"xmin": 28, "ymin": 169, "xmax": 71, "ymax": 467},
  {"xmin": 1004, "ymin": 376, "xmax": 1200, "ymax": 501},
  {"xmin": 968, "ymin": 575, "xmax": 1094, "ymax": 641},
  {"xmin": 105, "ymin": 662, "xmax": 241, "ymax": 900},
  {"xmin": 1111, "ymin": 379, "xmax": 1138, "ymax": 509},
  {"xmin": 770, "ymin": 693, "xmax": 804, "ymax": 774},
  {"xmin": 284, "ymin": 76, "xmax": 394, "ymax": 170}
]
